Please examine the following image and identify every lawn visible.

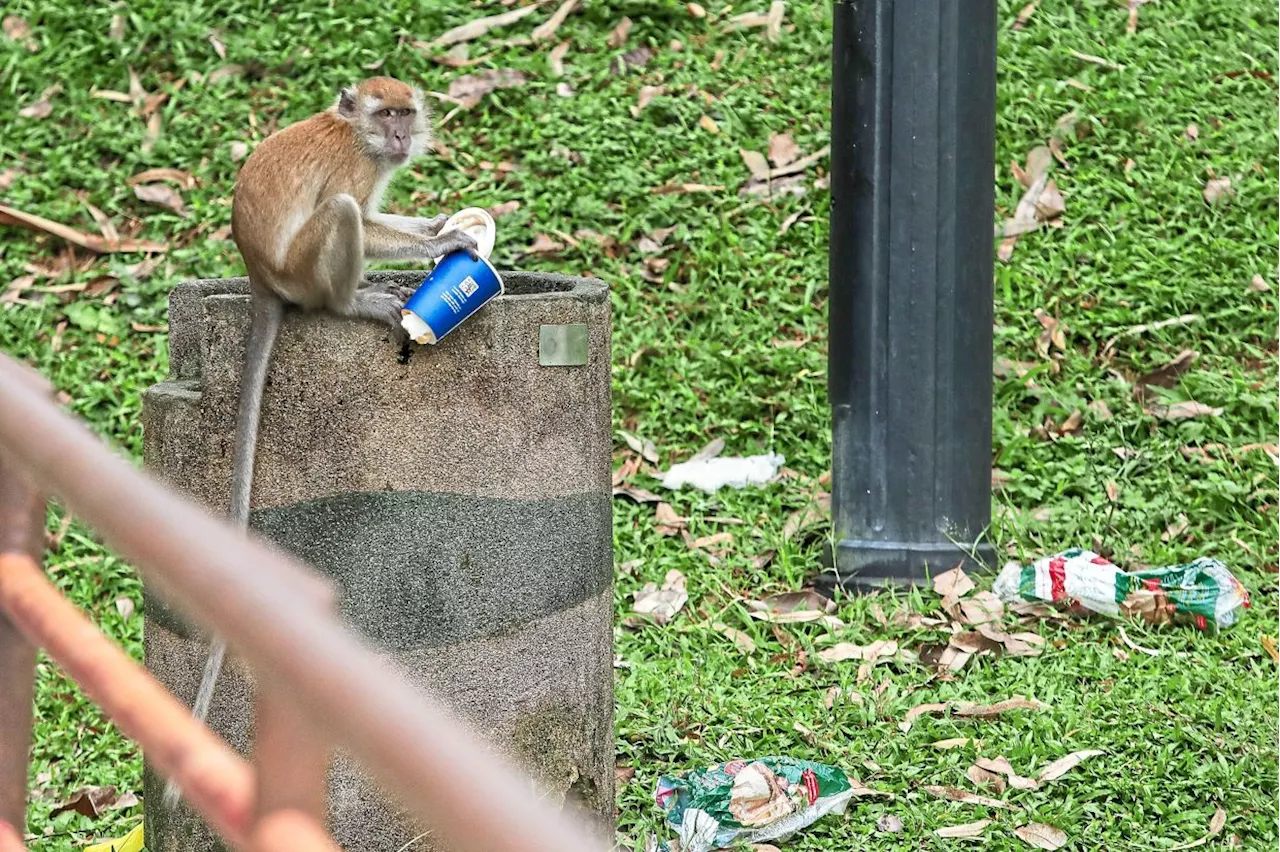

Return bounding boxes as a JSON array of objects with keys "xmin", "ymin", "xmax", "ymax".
[{"xmin": 1, "ymin": 0, "xmax": 1277, "ymax": 849}]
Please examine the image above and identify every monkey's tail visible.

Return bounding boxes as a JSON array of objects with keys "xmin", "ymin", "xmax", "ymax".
[{"xmin": 164, "ymin": 292, "xmax": 284, "ymax": 810}]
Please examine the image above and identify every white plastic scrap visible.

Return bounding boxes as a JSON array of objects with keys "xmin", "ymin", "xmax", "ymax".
[{"xmin": 660, "ymin": 453, "xmax": 785, "ymax": 494}]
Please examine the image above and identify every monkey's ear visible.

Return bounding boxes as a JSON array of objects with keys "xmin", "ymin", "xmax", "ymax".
[{"xmin": 336, "ymin": 86, "xmax": 359, "ymax": 117}]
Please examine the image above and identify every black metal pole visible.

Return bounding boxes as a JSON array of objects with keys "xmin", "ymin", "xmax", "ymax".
[{"xmin": 821, "ymin": 0, "xmax": 998, "ymax": 592}]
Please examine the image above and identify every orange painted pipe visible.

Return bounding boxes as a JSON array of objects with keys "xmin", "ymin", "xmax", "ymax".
[{"xmin": 0, "ymin": 554, "xmax": 255, "ymax": 845}]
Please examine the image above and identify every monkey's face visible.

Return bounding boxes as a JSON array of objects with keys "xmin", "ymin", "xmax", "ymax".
[{"xmin": 339, "ymin": 79, "xmax": 431, "ymax": 166}]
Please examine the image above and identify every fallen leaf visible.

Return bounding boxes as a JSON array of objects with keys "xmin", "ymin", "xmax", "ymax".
[
  {"xmin": 488, "ymin": 200, "xmax": 520, "ymax": 218},
  {"xmin": 612, "ymin": 45, "xmax": 654, "ymax": 73},
  {"xmin": 653, "ymin": 502, "xmax": 686, "ymax": 536},
  {"xmin": 206, "ymin": 64, "xmax": 247, "ymax": 84},
  {"xmin": 933, "ymin": 564, "xmax": 974, "ymax": 598},
  {"xmin": 922, "ymin": 785, "xmax": 1014, "ymax": 810},
  {"xmin": 555, "ymin": 82, "xmax": 575, "ymax": 98},
  {"xmin": 1262, "ymin": 635, "xmax": 1278, "ymax": 663},
  {"xmin": 133, "ymin": 183, "xmax": 185, "ymax": 216},
  {"xmin": 50, "ymin": 786, "xmax": 131, "ymax": 819},
  {"xmin": 1011, "ymin": 2, "xmax": 1037, "ymax": 29},
  {"xmin": 128, "ymin": 168, "xmax": 197, "ymax": 190},
  {"xmin": 1035, "ymin": 749, "xmax": 1104, "ymax": 784},
  {"xmin": 619, "ymin": 430, "xmax": 659, "ymax": 463},
  {"xmin": 1146, "ymin": 400, "xmax": 1223, "ymax": 421},
  {"xmin": 1068, "ymin": 49, "xmax": 1123, "ymax": 70},
  {"xmin": 876, "ymin": 815, "xmax": 903, "ymax": 834},
  {"xmin": 687, "ymin": 2, "xmax": 707, "ymax": 18},
  {"xmin": 764, "ymin": 2, "xmax": 786, "ymax": 40},
  {"xmin": 632, "ymin": 569, "xmax": 688, "ymax": 624},
  {"xmin": 114, "ymin": 596, "xmax": 135, "ymax": 619},
  {"xmin": 1135, "ymin": 349, "xmax": 1198, "ymax": 396},
  {"xmin": 651, "ymin": 182, "xmax": 723, "ymax": 195},
  {"xmin": 698, "ymin": 114, "xmax": 720, "ymax": 134},
  {"xmin": 528, "ymin": 0, "xmax": 577, "ymax": 41},
  {"xmin": 0, "ymin": 204, "xmax": 167, "ymax": 253},
  {"xmin": 713, "ymin": 622, "xmax": 756, "ymax": 654},
  {"xmin": 936, "ymin": 819, "xmax": 992, "ymax": 838},
  {"xmin": 1014, "ymin": 823, "xmax": 1068, "ymax": 850},
  {"xmin": 931, "ymin": 737, "xmax": 975, "ymax": 750},
  {"xmin": 966, "ymin": 764, "xmax": 1006, "ymax": 794},
  {"xmin": 615, "ymin": 762, "xmax": 635, "ymax": 786},
  {"xmin": 975, "ymin": 756, "xmax": 1038, "ymax": 790},
  {"xmin": 1162, "ymin": 513, "xmax": 1190, "ymax": 542},
  {"xmin": 3, "ymin": 15, "xmax": 29, "ymax": 39},
  {"xmin": 548, "ymin": 40, "xmax": 570, "ymax": 76},
  {"xmin": 607, "ymin": 16, "xmax": 633, "ymax": 49},
  {"xmin": 955, "ymin": 591, "xmax": 1004, "ymax": 625},
  {"xmin": 18, "ymin": 92, "xmax": 54, "ymax": 119},
  {"xmin": 690, "ymin": 531, "xmax": 733, "ymax": 552},
  {"xmin": 1203, "ymin": 176, "xmax": 1233, "ymax": 206},
  {"xmin": 769, "ymin": 145, "xmax": 830, "ymax": 178},
  {"xmin": 767, "ymin": 132, "xmax": 800, "ymax": 168},
  {"xmin": 1185, "ymin": 123, "xmax": 1200, "ymax": 142},
  {"xmin": 1249, "ymin": 274, "xmax": 1270, "ymax": 292},
  {"xmin": 1118, "ymin": 625, "xmax": 1160, "ymax": 656},
  {"xmin": 429, "ymin": 3, "xmax": 543, "ymax": 49},
  {"xmin": 740, "ymin": 149, "xmax": 771, "ymax": 181},
  {"xmin": 954, "ymin": 696, "xmax": 1046, "ymax": 718},
  {"xmin": 229, "ymin": 141, "xmax": 250, "ymax": 161},
  {"xmin": 631, "ymin": 84, "xmax": 664, "ymax": 116},
  {"xmin": 817, "ymin": 639, "xmax": 898, "ymax": 665},
  {"xmin": 448, "ymin": 69, "xmax": 529, "ymax": 109},
  {"xmin": 782, "ymin": 492, "xmax": 830, "ymax": 541},
  {"xmin": 898, "ymin": 702, "xmax": 950, "ymax": 732},
  {"xmin": 108, "ymin": 14, "xmax": 126, "ymax": 40},
  {"xmin": 523, "ymin": 232, "xmax": 564, "ymax": 256},
  {"xmin": 690, "ymin": 438, "xmax": 725, "ymax": 462},
  {"xmin": 612, "ymin": 484, "xmax": 663, "ymax": 504}
]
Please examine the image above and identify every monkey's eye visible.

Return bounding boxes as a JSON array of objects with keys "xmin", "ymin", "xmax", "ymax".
[{"xmin": 378, "ymin": 108, "xmax": 392, "ymax": 117}]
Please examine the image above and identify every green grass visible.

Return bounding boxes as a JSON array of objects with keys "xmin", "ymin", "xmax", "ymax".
[{"xmin": 1, "ymin": 0, "xmax": 1277, "ymax": 849}]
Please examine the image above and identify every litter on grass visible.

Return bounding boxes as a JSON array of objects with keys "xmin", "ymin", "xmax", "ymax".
[
  {"xmin": 994, "ymin": 548, "xmax": 1248, "ymax": 631},
  {"xmin": 660, "ymin": 452, "xmax": 785, "ymax": 493},
  {"xmin": 653, "ymin": 757, "xmax": 854, "ymax": 852}
]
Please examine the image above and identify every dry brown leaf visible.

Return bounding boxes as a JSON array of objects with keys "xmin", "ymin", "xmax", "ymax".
[
  {"xmin": 922, "ymin": 785, "xmax": 1014, "ymax": 810},
  {"xmin": 933, "ymin": 564, "xmax": 974, "ymax": 598},
  {"xmin": 488, "ymin": 200, "xmax": 521, "ymax": 219},
  {"xmin": 651, "ymin": 182, "xmax": 723, "ymax": 195},
  {"xmin": 0, "ymin": 169, "xmax": 16, "ymax": 191},
  {"xmin": 612, "ymin": 484, "xmax": 663, "ymax": 504},
  {"xmin": 931, "ymin": 737, "xmax": 975, "ymax": 750},
  {"xmin": 765, "ymin": 1, "xmax": 786, "ymax": 41},
  {"xmin": 18, "ymin": 90, "xmax": 56, "ymax": 119},
  {"xmin": 898, "ymin": 701, "xmax": 950, "ymax": 732},
  {"xmin": 653, "ymin": 502, "xmax": 686, "ymax": 536},
  {"xmin": 612, "ymin": 45, "xmax": 655, "ymax": 73},
  {"xmin": 448, "ymin": 68, "xmax": 528, "ymax": 109},
  {"xmin": 523, "ymin": 232, "xmax": 564, "ymax": 256},
  {"xmin": 531, "ymin": 0, "xmax": 577, "ymax": 42},
  {"xmin": 1167, "ymin": 808, "xmax": 1228, "ymax": 850},
  {"xmin": 1249, "ymin": 274, "xmax": 1270, "ymax": 292},
  {"xmin": 687, "ymin": 2, "xmax": 707, "ymax": 18},
  {"xmin": 975, "ymin": 756, "xmax": 1038, "ymax": 790},
  {"xmin": 1011, "ymin": 2, "xmax": 1037, "ymax": 29},
  {"xmin": 0, "ymin": 203, "xmax": 166, "ymax": 253},
  {"xmin": 740, "ymin": 149, "xmax": 771, "ymax": 181},
  {"xmin": 954, "ymin": 696, "xmax": 1046, "ymax": 718},
  {"xmin": 115, "ymin": 596, "xmax": 135, "ymax": 619},
  {"xmin": 428, "ymin": 3, "xmax": 543, "ymax": 49},
  {"xmin": 698, "ymin": 114, "xmax": 720, "ymax": 134},
  {"xmin": 724, "ymin": 10, "xmax": 769, "ymax": 31},
  {"xmin": 876, "ymin": 814, "xmax": 903, "ymax": 834},
  {"xmin": 1185, "ymin": 123, "xmax": 1200, "ymax": 142},
  {"xmin": 755, "ymin": 589, "xmax": 834, "ymax": 615},
  {"xmin": 50, "ymin": 786, "xmax": 134, "ymax": 819},
  {"xmin": 133, "ymin": 183, "xmax": 185, "ymax": 216},
  {"xmin": 548, "ymin": 40, "xmax": 570, "ymax": 76},
  {"xmin": 607, "ymin": 16, "xmax": 633, "ymax": 49},
  {"xmin": 631, "ymin": 84, "xmax": 663, "ymax": 116},
  {"xmin": 714, "ymin": 622, "xmax": 757, "ymax": 654},
  {"xmin": 782, "ymin": 492, "xmax": 830, "ymax": 540},
  {"xmin": 1014, "ymin": 823, "xmax": 1068, "ymax": 850},
  {"xmin": 966, "ymin": 764, "xmax": 1007, "ymax": 794},
  {"xmin": 206, "ymin": 64, "xmax": 246, "ymax": 85},
  {"xmin": 1135, "ymin": 349, "xmax": 1198, "ymax": 396},
  {"xmin": 3, "ymin": 15, "xmax": 30, "ymax": 39},
  {"xmin": 1146, "ymin": 400, "xmax": 1223, "ymax": 421},
  {"xmin": 690, "ymin": 531, "xmax": 733, "ymax": 551},
  {"xmin": 955, "ymin": 591, "xmax": 1003, "ymax": 625},
  {"xmin": 769, "ymin": 145, "xmax": 830, "ymax": 178},
  {"xmin": 632, "ymin": 569, "xmax": 687, "ymax": 624},
  {"xmin": 1069, "ymin": 49, "xmax": 1122, "ymax": 70},
  {"xmin": 229, "ymin": 141, "xmax": 250, "ymax": 162},
  {"xmin": 936, "ymin": 819, "xmax": 992, "ymax": 838},
  {"xmin": 1035, "ymin": 749, "xmax": 1104, "ymax": 784},
  {"xmin": 1203, "ymin": 176, "xmax": 1233, "ymax": 206},
  {"xmin": 1262, "ymin": 635, "xmax": 1279, "ymax": 663},
  {"xmin": 817, "ymin": 639, "xmax": 897, "ymax": 665},
  {"xmin": 128, "ymin": 168, "xmax": 197, "ymax": 190}
]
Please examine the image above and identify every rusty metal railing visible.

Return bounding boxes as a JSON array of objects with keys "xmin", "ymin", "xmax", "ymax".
[{"xmin": 0, "ymin": 352, "xmax": 605, "ymax": 852}]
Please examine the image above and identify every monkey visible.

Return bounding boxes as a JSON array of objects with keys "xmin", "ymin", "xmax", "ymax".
[{"xmin": 164, "ymin": 78, "xmax": 478, "ymax": 808}]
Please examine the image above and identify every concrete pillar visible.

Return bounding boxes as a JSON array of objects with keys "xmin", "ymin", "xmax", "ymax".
[{"xmin": 141, "ymin": 271, "xmax": 614, "ymax": 851}]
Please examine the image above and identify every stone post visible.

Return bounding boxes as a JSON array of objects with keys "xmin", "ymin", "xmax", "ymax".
[{"xmin": 141, "ymin": 271, "xmax": 614, "ymax": 851}]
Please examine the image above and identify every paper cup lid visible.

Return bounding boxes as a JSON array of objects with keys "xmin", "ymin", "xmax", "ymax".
[{"xmin": 432, "ymin": 207, "xmax": 496, "ymax": 263}]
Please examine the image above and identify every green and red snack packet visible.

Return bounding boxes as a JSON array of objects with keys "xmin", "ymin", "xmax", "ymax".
[
  {"xmin": 652, "ymin": 757, "xmax": 854, "ymax": 852},
  {"xmin": 994, "ymin": 548, "xmax": 1249, "ymax": 631}
]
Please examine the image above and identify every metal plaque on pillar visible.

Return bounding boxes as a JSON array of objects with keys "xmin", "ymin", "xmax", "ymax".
[{"xmin": 822, "ymin": 0, "xmax": 998, "ymax": 592}]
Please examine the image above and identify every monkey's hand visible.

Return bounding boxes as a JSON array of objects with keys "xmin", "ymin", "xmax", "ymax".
[
  {"xmin": 369, "ymin": 213, "xmax": 450, "ymax": 238},
  {"xmin": 434, "ymin": 229, "xmax": 481, "ymax": 260}
]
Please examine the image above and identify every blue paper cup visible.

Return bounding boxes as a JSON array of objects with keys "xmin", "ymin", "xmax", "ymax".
[{"xmin": 400, "ymin": 251, "xmax": 504, "ymax": 344}]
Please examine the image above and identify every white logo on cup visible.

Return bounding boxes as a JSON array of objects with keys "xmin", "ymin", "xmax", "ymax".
[{"xmin": 459, "ymin": 276, "xmax": 479, "ymax": 297}]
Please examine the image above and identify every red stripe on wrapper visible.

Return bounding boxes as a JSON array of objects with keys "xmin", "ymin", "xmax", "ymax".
[{"xmin": 1049, "ymin": 557, "xmax": 1067, "ymax": 601}]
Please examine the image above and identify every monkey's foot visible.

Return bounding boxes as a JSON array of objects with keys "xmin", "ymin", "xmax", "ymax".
[{"xmin": 360, "ymin": 279, "xmax": 416, "ymax": 301}]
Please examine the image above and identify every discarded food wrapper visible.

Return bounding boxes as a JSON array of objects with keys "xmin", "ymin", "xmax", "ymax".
[
  {"xmin": 660, "ymin": 453, "xmax": 785, "ymax": 494},
  {"xmin": 994, "ymin": 548, "xmax": 1249, "ymax": 631},
  {"xmin": 84, "ymin": 824, "xmax": 144, "ymax": 852},
  {"xmin": 400, "ymin": 207, "xmax": 503, "ymax": 345},
  {"xmin": 653, "ymin": 757, "xmax": 854, "ymax": 852}
]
